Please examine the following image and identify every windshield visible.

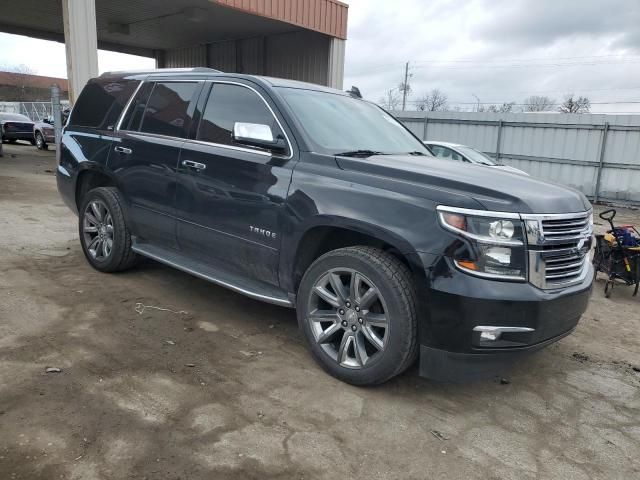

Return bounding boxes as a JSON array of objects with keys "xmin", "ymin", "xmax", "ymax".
[
  {"xmin": 277, "ymin": 88, "xmax": 430, "ymax": 156},
  {"xmin": 0, "ymin": 113, "xmax": 31, "ymax": 122},
  {"xmin": 456, "ymin": 146, "xmax": 497, "ymax": 166}
]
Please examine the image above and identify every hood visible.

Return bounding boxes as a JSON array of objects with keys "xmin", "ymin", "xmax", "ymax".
[
  {"xmin": 492, "ymin": 164, "xmax": 529, "ymax": 176},
  {"xmin": 335, "ymin": 154, "xmax": 590, "ymax": 214}
]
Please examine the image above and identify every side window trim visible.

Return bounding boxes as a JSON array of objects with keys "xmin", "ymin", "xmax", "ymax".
[
  {"xmin": 115, "ymin": 80, "xmax": 145, "ymax": 131},
  {"xmin": 194, "ymin": 80, "xmax": 294, "ymax": 160},
  {"xmin": 194, "ymin": 82, "xmax": 214, "ymax": 142}
]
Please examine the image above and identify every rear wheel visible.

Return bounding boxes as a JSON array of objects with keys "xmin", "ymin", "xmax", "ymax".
[
  {"xmin": 297, "ymin": 246, "xmax": 418, "ymax": 385},
  {"xmin": 79, "ymin": 187, "xmax": 138, "ymax": 272}
]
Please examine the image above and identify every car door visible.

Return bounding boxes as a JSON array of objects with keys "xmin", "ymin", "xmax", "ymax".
[
  {"xmin": 175, "ymin": 81, "xmax": 295, "ymax": 286},
  {"xmin": 109, "ymin": 80, "xmax": 203, "ymax": 249}
]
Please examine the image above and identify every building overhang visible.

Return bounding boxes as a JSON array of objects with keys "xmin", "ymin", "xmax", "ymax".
[{"xmin": 0, "ymin": 0, "xmax": 347, "ymax": 58}]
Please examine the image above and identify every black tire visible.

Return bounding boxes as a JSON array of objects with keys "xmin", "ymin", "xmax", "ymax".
[
  {"xmin": 297, "ymin": 246, "xmax": 418, "ymax": 385},
  {"xmin": 30, "ymin": 138, "xmax": 36, "ymax": 146},
  {"xmin": 35, "ymin": 132, "xmax": 47, "ymax": 150},
  {"xmin": 79, "ymin": 187, "xmax": 138, "ymax": 272}
]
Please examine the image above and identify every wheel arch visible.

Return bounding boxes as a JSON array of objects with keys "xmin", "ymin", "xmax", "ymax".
[
  {"xmin": 283, "ymin": 216, "xmax": 428, "ymax": 296},
  {"xmin": 75, "ymin": 166, "xmax": 119, "ymax": 211}
]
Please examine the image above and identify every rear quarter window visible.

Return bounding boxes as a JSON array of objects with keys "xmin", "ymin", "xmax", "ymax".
[{"xmin": 68, "ymin": 78, "xmax": 140, "ymax": 130}]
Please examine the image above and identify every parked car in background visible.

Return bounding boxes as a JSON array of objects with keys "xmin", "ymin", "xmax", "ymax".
[
  {"xmin": 34, "ymin": 108, "xmax": 70, "ymax": 150},
  {"xmin": 57, "ymin": 69, "xmax": 593, "ymax": 385},
  {"xmin": 34, "ymin": 117, "xmax": 55, "ymax": 150},
  {"xmin": 0, "ymin": 112, "xmax": 35, "ymax": 145},
  {"xmin": 424, "ymin": 141, "xmax": 528, "ymax": 175}
]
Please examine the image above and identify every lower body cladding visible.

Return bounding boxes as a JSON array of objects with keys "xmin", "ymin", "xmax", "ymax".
[{"xmin": 417, "ymin": 252, "xmax": 593, "ymax": 382}]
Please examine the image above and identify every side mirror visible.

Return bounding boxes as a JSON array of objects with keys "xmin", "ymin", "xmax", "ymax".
[
  {"xmin": 43, "ymin": 117, "xmax": 53, "ymax": 125},
  {"xmin": 232, "ymin": 122, "xmax": 287, "ymax": 154}
]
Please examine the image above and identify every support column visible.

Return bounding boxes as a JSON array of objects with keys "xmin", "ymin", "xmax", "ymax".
[
  {"xmin": 327, "ymin": 38, "xmax": 345, "ymax": 90},
  {"xmin": 154, "ymin": 50, "xmax": 167, "ymax": 69},
  {"xmin": 62, "ymin": 0, "xmax": 99, "ymax": 104}
]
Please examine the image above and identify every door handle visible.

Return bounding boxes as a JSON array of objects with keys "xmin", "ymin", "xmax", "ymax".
[
  {"xmin": 182, "ymin": 160, "xmax": 206, "ymax": 171},
  {"xmin": 114, "ymin": 146, "xmax": 132, "ymax": 154}
]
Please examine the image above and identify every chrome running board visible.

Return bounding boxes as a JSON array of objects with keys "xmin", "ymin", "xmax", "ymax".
[{"xmin": 131, "ymin": 240, "xmax": 293, "ymax": 308}]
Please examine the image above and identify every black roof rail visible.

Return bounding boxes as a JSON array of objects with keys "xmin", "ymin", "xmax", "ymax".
[{"xmin": 100, "ymin": 67, "xmax": 222, "ymax": 77}]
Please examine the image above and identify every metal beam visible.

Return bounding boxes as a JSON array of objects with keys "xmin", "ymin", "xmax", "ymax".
[
  {"xmin": 0, "ymin": 23, "xmax": 154, "ymax": 58},
  {"xmin": 486, "ymin": 151, "xmax": 640, "ymax": 171},
  {"xmin": 594, "ymin": 122, "xmax": 610, "ymax": 203},
  {"xmin": 394, "ymin": 116, "xmax": 614, "ymax": 131}
]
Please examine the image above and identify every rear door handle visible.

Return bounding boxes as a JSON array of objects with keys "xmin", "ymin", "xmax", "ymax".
[
  {"xmin": 182, "ymin": 160, "xmax": 206, "ymax": 171},
  {"xmin": 114, "ymin": 146, "xmax": 132, "ymax": 154}
]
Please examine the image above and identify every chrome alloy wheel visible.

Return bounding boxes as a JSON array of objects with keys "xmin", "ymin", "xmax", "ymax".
[
  {"xmin": 82, "ymin": 200, "xmax": 114, "ymax": 261},
  {"xmin": 307, "ymin": 268, "xmax": 389, "ymax": 368}
]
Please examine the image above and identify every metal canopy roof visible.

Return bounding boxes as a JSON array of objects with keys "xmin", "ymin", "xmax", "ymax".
[{"xmin": 0, "ymin": 0, "xmax": 348, "ymax": 58}]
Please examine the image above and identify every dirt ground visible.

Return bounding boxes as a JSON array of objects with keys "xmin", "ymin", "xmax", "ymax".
[{"xmin": 1, "ymin": 142, "xmax": 639, "ymax": 480}]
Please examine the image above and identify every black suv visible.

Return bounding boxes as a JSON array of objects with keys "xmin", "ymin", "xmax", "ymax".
[{"xmin": 57, "ymin": 69, "xmax": 594, "ymax": 385}]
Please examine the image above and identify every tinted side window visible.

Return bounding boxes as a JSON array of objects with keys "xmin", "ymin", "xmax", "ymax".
[
  {"xmin": 197, "ymin": 83, "xmax": 282, "ymax": 148},
  {"xmin": 69, "ymin": 78, "xmax": 140, "ymax": 129},
  {"xmin": 140, "ymin": 82, "xmax": 198, "ymax": 138}
]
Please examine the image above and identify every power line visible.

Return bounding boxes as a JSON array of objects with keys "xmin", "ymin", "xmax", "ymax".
[
  {"xmin": 410, "ymin": 60, "xmax": 640, "ymax": 70},
  {"xmin": 411, "ymin": 54, "xmax": 640, "ymax": 64},
  {"xmin": 349, "ymin": 55, "xmax": 640, "ymax": 75},
  {"xmin": 404, "ymin": 100, "xmax": 640, "ymax": 106}
]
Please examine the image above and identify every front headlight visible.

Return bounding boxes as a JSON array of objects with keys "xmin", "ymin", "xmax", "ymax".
[{"xmin": 437, "ymin": 206, "xmax": 526, "ymax": 280}]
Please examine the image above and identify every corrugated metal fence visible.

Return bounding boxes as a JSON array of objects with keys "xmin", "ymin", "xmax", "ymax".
[{"xmin": 394, "ymin": 111, "xmax": 640, "ymax": 205}]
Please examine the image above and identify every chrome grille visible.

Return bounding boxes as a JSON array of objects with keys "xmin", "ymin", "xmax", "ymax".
[
  {"xmin": 543, "ymin": 249, "xmax": 587, "ymax": 284},
  {"xmin": 522, "ymin": 211, "xmax": 593, "ymax": 289},
  {"xmin": 541, "ymin": 215, "xmax": 591, "ymax": 242}
]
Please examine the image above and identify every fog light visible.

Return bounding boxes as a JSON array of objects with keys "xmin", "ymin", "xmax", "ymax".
[{"xmin": 480, "ymin": 331, "xmax": 500, "ymax": 341}]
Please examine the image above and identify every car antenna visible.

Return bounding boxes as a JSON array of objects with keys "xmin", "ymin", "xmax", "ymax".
[{"xmin": 346, "ymin": 86, "xmax": 362, "ymax": 99}]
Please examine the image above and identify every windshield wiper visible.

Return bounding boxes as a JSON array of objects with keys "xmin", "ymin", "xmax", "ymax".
[
  {"xmin": 406, "ymin": 151, "xmax": 427, "ymax": 156},
  {"xmin": 336, "ymin": 149, "xmax": 385, "ymax": 158}
]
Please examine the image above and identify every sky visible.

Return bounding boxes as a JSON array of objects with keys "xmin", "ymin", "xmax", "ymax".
[{"xmin": 1, "ymin": 0, "xmax": 639, "ymax": 113}]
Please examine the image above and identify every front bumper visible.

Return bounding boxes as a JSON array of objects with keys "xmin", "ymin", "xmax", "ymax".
[{"xmin": 417, "ymin": 253, "xmax": 593, "ymax": 382}]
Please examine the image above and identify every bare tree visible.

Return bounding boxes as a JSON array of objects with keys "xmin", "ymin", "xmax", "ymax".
[
  {"xmin": 523, "ymin": 95, "xmax": 556, "ymax": 112},
  {"xmin": 558, "ymin": 94, "xmax": 590, "ymax": 114},
  {"xmin": 379, "ymin": 89, "xmax": 401, "ymax": 111},
  {"xmin": 486, "ymin": 102, "xmax": 516, "ymax": 113},
  {"xmin": 1, "ymin": 64, "xmax": 37, "ymax": 75},
  {"xmin": 416, "ymin": 89, "xmax": 448, "ymax": 111}
]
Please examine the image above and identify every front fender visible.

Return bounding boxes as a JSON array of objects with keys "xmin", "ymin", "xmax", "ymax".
[{"xmin": 279, "ymin": 157, "xmax": 448, "ymax": 292}]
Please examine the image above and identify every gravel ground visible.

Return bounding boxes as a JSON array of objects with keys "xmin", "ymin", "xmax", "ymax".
[{"xmin": 1, "ymin": 142, "xmax": 639, "ymax": 480}]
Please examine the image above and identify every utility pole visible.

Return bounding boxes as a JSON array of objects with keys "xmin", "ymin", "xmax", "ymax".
[
  {"xmin": 51, "ymin": 84, "xmax": 62, "ymax": 148},
  {"xmin": 401, "ymin": 62, "xmax": 410, "ymax": 111}
]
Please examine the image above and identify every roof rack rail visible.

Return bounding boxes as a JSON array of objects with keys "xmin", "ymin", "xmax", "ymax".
[{"xmin": 100, "ymin": 67, "xmax": 222, "ymax": 76}]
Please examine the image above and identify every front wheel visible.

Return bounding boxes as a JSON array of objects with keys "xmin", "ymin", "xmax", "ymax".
[
  {"xmin": 79, "ymin": 187, "xmax": 138, "ymax": 272},
  {"xmin": 297, "ymin": 246, "xmax": 418, "ymax": 385},
  {"xmin": 35, "ymin": 132, "xmax": 47, "ymax": 150}
]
